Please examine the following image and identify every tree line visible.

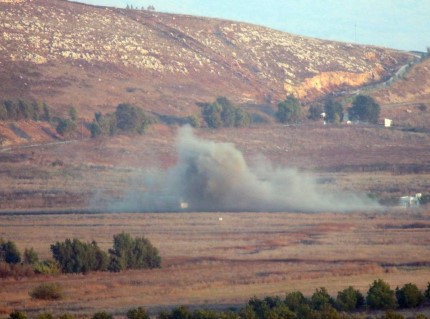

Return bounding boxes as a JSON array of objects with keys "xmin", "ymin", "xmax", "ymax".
[
  {"xmin": 277, "ymin": 94, "xmax": 381, "ymax": 125},
  {"xmin": 0, "ymin": 233, "xmax": 161, "ymax": 277},
  {"xmin": 8, "ymin": 279, "xmax": 430, "ymax": 319}
]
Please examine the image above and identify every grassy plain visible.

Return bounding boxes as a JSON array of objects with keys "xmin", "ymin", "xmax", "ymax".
[{"xmin": 1, "ymin": 211, "xmax": 430, "ymax": 316}]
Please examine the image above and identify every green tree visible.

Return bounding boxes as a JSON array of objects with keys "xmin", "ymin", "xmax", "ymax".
[
  {"xmin": 336, "ymin": 286, "xmax": 364, "ymax": 311},
  {"xmin": 42, "ymin": 103, "xmax": 51, "ymax": 122},
  {"xmin": 349, "ymin": 94, "xmax": 380, "ymax": 123},
  {"xmin": 23, "ymin": 248, "xmax": 39, "ymax": 265},
  {"xmin": 170, "ymin": 306, "xmax": 191, "ymax": 319},
  {"xmin": 276, "ymin": 95, "xmax": 301, "ymax": 123},
  {"xmin": 0, "ymin": 102, "xmax": 8, "ymax": 120},
  {"xmin": 69, "ymin": 106, "xmax": 78, "ymax": 122},
  {"xmin": 202, "ymin": 102, "xmax": 222, "ymax": 128},
  {"xmin": 56, "ymin": 118, "xmax": 76, "ymax": 136},
  {"xmin": 18, "ymin": 100, "xmax": 33, "ymax": 119},
  {"xmin": 308, "ymin": 104, "xmax": 324, "ymax": 121},
  {"xmin": 51, "ymin": 239, "xmax": 109, "ymax": 274},
  {"xmin": 396, "ymin": 283, "xmax": 424, "ymax": 308},
  {"xmin": 89, "ymin": 121, "xmax": 102, "ymax": 138},
  {"xmin": 234, "ymin": 107, "xmax": 251, "ymax": 127},
  {"xmin": 4, "ymin": 100, "xmax": 18, "ymax": 120},
  {"xmin": 324, "ymin": 98, "xmax": 343, "ymax": 123},
  {"xmin": 311, "ymin": 287, "xmax": 335, "ymax": 311},
  {"xmin": 366, "ymin": 279, "xmax": 397, "ymax": 310},
  {"xmin": 108, "ymin": 232, "xmax": 161, "ymax": 272},
  {"xmin": 425, "ymin": 282, "xmax": 430, "ymax": 300},
  {"xmin": 285, "ymin": 291, "xmax": 308, "ymax": 311},
  {"xmin": 127, "ymin": 307, "xmax": 150, "ymax": 319},
  {"xmin": 0, "ymin": 238, "xmax": 21, "ymax": 264},
  {"xmin": 187, "ymin": 115, "xmax": 200, "ymax": 128}
]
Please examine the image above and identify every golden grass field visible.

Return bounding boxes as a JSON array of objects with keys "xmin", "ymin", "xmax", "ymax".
[{"xmin": 1, "ymin": 210, "xmax": 430, "ymax": 317}]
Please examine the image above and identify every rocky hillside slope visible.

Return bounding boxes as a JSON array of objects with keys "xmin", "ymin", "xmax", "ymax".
[{"xmin": 0, "ymin": 0, "xmax": 414, "ymax": 119}]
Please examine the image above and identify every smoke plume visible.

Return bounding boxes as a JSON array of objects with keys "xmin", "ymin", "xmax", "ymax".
[{"xmin": 107, "ymin": 126, "xmax": 380, "ymax": 213}]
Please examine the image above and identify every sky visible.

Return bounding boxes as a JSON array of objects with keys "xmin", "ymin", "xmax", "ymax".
[{"xmin": 78, "ymin": 0, "xmax": 430, "ymax": 52}]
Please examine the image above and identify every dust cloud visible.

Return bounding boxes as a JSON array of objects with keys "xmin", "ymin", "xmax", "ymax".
[{"xmin": 105, "ymin": 126, "xmax": 380, "ymax": 213}]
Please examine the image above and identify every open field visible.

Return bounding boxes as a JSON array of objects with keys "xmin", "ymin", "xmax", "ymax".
[{"xmin": 1, "ymin": 211, "xmax": 430, "ymax": 316}]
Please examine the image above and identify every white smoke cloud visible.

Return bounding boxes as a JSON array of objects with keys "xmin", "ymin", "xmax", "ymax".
[{"xmin": 100, "ymin": 126, "xmax": 380, "ymax": 213}]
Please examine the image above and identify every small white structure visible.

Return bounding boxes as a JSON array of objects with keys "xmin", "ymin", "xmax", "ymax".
[
  {"xmin": 384, "ymin": 118, "xmax": 393, "ymax": 127},
  {"xmin": 218, "ymin": 217, "xmax": 223, "ymax": 221},
  {"xmin": 180, "ymin": 200, "xmax": 189, "ymax": 209},
  {"xmin": 399, "ymin": 193, "xmax": 422, "ymax": 208}
]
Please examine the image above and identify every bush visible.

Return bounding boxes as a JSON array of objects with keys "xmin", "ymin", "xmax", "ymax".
[
  {"xmin": 0, "ymin": 238, "xmax": 21, "ymax": 264},
  {"xmin": 324, "ymin": 98, "xmax": 343, "ymax": 124},
  {"xmin": 23, "ymin": 248, "xmax": 39, "ymax": 265},
  {"xmin": 396, "ymin": 283, "xmax": 424, "ymax": 308},
  {"xmin": 35, "ymin": 313, "xmax": 54, "ymax": 319},
  {"xmin": 8, "ymin": 311, "xmax": 27, "ymax": 319},
  {"xmin": 366, "ymin": 279, "xmax": 397, "ymax": 310},
  {"xmin": 33, "ymin": 259, "xmax": 60, "ymax": 275},
  {"xmin": 30, "ymin": 283, "xmax": 63, "ymax": 300},
  {"xmin": 336, "ymin": 286, "xmax": 364, "ymax": 311},
  {"xmin": 51, "ymin": 239, "xmax": 109, "ymax": 274},
  {"xmin": 127, "ymin": 307, "xmax": 150, "ymax": 319},
  {"xmin": 56, "ymin": 118, "xmax": 76, "ymax": 136},
  {"xmin": 308, "ymin": 104, "xmax": 324, "ymax": 121},
  {"xmin": 92, "ymin": 312, "xmax": 113, "ymax": 319},
  {"xmin": 108, "ymin": 232, "xmax": 161, "ymax": 272},
  {"xmin": 115, "ymin": 103, "xmax": 151, "ymax": 134}
]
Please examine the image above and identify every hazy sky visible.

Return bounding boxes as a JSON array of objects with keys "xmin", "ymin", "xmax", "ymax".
[{"xmin": 78, "ymin": 0, "xmax": 429, "ymax": 52}]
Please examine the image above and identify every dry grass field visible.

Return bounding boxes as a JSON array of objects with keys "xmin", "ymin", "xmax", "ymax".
[{"xmin": 1, "ymin": 210, "xmax": 430, "ymax": 317}]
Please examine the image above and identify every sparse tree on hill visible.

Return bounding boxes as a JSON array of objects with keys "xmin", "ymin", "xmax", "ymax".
[
  {"xmin": 23, "ymin": 248, "xmax": 39, "ymax": 265},
  {"xmin": 311, "ymin": 287, "xmax": 335, "ymax": 310},
  {"xmin": 69, "ymin": 106, "xmax": 78, "ymax": 122},
  {"xmin": 0, "ymin": 102, "xmax": 7, "ymax": 120}
]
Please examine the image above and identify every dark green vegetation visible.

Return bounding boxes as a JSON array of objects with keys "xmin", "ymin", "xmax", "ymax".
[
  {"xmin": 29, "ymin": 283, "xmax": 63, "ymax": 300},
  {"xmin": 7, "ymin": 279, "xmax": 430, "ymax": 319},
  {"xmin": 276, "ymin": 95, "xmax": 301, "ymax": 123},
  {"xmin": 0, "ymin": 233, "xmax": 161, "ymax": 276},
  {"xmin": 0, "ymin": 100, "xmax": 50, "ymax": 122},
  {"xmin": 89, "ymin": 103, "xmax": 153, "ymax": 138},
  {"xmin": 200, "ymin": 97, "xmax": 251, "ymax": 128},
  {"xmin": 348, "ymin": 94, "xmax": 381, "ymax": 124}
]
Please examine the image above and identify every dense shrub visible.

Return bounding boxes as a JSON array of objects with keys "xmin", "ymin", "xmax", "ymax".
[
  {"xmin": 108, "ymin": 232, "xmax": 161, "ymax": 272},
  {"xmin": 396, "ymin": 283, "xmax": 424, "ymax": 308},
  {"xmin": 92, "ymin": 312, "xmax": 113, "ymax": 319},
  {"xmin": 30, "ymin": 283, "xmax": 63, "ymax": 300},
  {"xmin": 0, "ymin": 238, "xmax": 21, "ymax": 264},
  {"xmin": 56, "ymin": 118, "xmax": 76, "ymax": 136},
  {"xmin": 23, "ymin": 248, "xmax": 39, "ymax": 265},
  {"xmin": 116, "ymin": 103, "xmax": 151, "ymax": 134},
  {"xmin": 324, "ymin": 98, "xmax": 343, "ymax": 123},
  {"xmin": 285, "ymin": 291, "xmax": 308, "ymax": 311},
  {"xmin": 35, "ymin": 313, "xmax": 54, "ymax": 319},
  {"xmin": 127, "ymin": 307, "xmax": 150, "ymax": 319},
  {"xmin": 366, "ymin": 279, "xmax": 397, "ymax": 310},
  {"xmin": 33, "ymin": 259, "xmax": 60, "ymax": 275},
  {"xmin": 308, "ymin": 104, "xmax": 324, "ymax": 121},
  {"xmin": 51, "ymin": 239, "xmax": 109, "ymax": 274},
  {"xmin": 8, "ymin": 311, "xmax": 27, "ymax": 319},
  {"xmin": 336, "ymin": 286, "xmax": 364, "ymax": 311},
  {"xmin": 201, "ymin": 97, "xmax": 250, "ymax": 128}
]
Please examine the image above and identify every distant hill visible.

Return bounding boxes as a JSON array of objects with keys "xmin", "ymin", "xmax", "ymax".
[{"xmin": 0, "ymin": 0, "xmax": 414, "ymax": 120}]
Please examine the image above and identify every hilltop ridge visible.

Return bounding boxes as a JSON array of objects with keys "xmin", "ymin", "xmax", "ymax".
[{"xmin": 0, "ymin": 0, "xmax": 414, "ymax": 118}]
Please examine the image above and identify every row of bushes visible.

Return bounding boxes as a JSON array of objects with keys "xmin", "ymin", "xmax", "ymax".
[
  {"xmin": 11, "ymin": 279, "xmax": 430, "ymax": 319},
  {"xmin": 0, "ymin": 233, "xmax": 161, "ymax": 276},
  {"xmin": 0, "ymin": 100, "xmax": 51, "ymax": 122}
]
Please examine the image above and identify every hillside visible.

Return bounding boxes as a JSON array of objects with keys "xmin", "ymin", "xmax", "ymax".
[{"xmin": 0, "ymin": 0, "xmax": 414, "ymax": 120}]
